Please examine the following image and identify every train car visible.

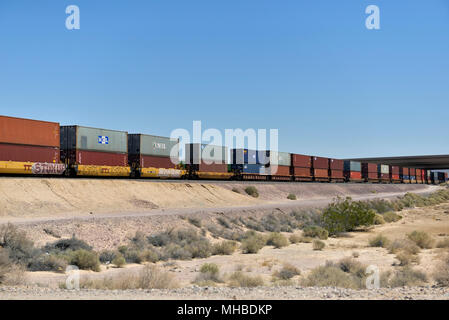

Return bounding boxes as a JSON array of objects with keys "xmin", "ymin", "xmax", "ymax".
[
  {"xmin": 187, "ymin": 143, "xmax": 233, "ymax": 180},
  {"xmin": 409, "ymin": 168, "xmax": 417, "ymax": 184},
  {"xmin": 362, "ymin": 163, "xmax": 379, "ymax": 183},
  {"xmin": 0, "ymin": 115, "xmax": 66, "ymax": 176},
  {"xmin": 312, "ymin": 156, "xmax": 330, "ymax": 182},
  {"xmin": 128, "ymin": 134, "xmax": 185, "ymax": 178},
  {"xmin": 268, "ymin": 151, "xmax": 292, "ymax": 181},
  {"xmin": 378, "ymin": 164, "xmax": 390, "ymax": 183},
  {"xmin": 426, "ymin": 170, "xmax": 432, "ymax": 184},
  {"xmin": 344, "ymin": 161, "xmax": 363, "ymax": 182},
  {"xmin": 231, "ymin": 148, "xmax": 268, "ymax": 180},
  {"xmin": 291, "ymin": 154, "xmax": 313, "ymax": 181},
  {"xmin": 329, "ymin": 158, "xmax": 344, "ymax": 183},
  {"xmin": 416, "ymin": 169, "xmax": 423, "ymax": 184},
  {"xmin": 389, "ymin": 165, "xmax": 401, "ymax": 184},
  {"xmin": 401, "ymin": 167, "xmax": 410, "ymax": 184},
  {"xmin": 60, "ymin": 125, "xmax": 130, "ymax": 177}
]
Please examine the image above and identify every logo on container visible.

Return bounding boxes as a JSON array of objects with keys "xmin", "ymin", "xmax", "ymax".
[
  {"xmin": 98, "ymin": 136, "xmax": 109, "ymax": 145},
  {"xmin": 153, "ymin": 142, "xmax": 166, "ymax": 150}
]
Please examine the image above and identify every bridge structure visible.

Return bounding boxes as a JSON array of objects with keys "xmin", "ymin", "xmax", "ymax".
[{"xmin": 346, "ymin": 154, "xmax": 449, "ymax": 170}]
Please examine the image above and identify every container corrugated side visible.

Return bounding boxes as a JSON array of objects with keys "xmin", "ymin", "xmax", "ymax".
[
  {"xmin": 269, "ymin": 151, "xmax": 291, "ymax": 166},
  {"xmin": 0, "ymin": 115, "xmax": 60, "ymax": 147},
  {"xmin": 231, "ymin": 149, "xmax": 268, "ymax": 165},
  {"xmin": 291, "ymin": 154, "xmax": 311, "ymax": 167},
  {"xmin": 0, "ymin": 143, "xmax": 59, "ymax": 163},
  {"xmin": 129, "ymin": 134, "xmax": 179, "ymax": 158},
  {"xmin": 312, "ymin": 156, "xmax": 328, "ymax": 169},
  {"xmin": 186, "ymin": 143, "xmax": 227, "ymax": 164},
  {"xmin": 344, "ymin": 161, "xmax": 361, "ymax": 172},
  {"xmin": 329, "ymin": 159, "xmax": 344, "ymax": 170},
  {"xmin": 268, "ymin": 165, "xmax": 290, "ymax": 176}
]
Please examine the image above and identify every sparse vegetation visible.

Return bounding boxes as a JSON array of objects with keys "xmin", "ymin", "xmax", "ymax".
[
  {"xmin": 373, "ymin": 214, "xmax": 386, "ymax": 225},
  {"xmin": 289, "ymin": 234, "xmax": 302, "ymax": 244},
  {"xmin": 407, "ymin": 230, "xmax": 435, "ymax": 249},
  {"xmin": 436, "ymin": 238, "xmax": 449, "ymax": 248},
  {"xmin": 368, "ymin": 234, "xmax": 390, "ymax": 248},
  {"xmin": 273, "ymin": 264, "xmax": 301, "ymax": 280},
  {"xmin": 228, "ymin": 272, "xmax": 264, "ymax": 287},
  {"xmin": 287, "ymin": 194, "xmax": 297, "ymax": 200},
  {"xmin": 382, "ymin": 212, "xmax": 402, "ymax": 223},
  {"xmin": 395, "ymin": 251, "xmax": 420, "ymax": 266},
  {"xmin": 386, "ymin": 267, "xmax": 428, "ymax": 287},
  {"xmin": 112, "ymin": 253, "xmax": 126, "ymax": 268},
  {"xmin": 388, "ymin": 239, "xmax": 421, "ymax": 255},
  {"xmin": 212, "ymin": 241, "xmax": 238, "ymax": 255},
  {"xmin": 188, "ymin": 217, "xmax": 202, "ymax": 228},
  {"xmin": 244, "ymin": 186, "xmax": 259, "ymax": 198},
  {"xmin": 302, "ymin": 226, "xmax": 328, "ymax": 240},
  {"xmin": 433, "ymin": 253, "xmax": 449, "ymax": 286},
  {"xmin": 312, "ymin": 239, "xmax": 325, "ymax": 251},
  {"xmin": 194, "ymin": 263, "xmax": 222, "ymax": 285},
  {"xmin": 231, "ymin": 187, "xmax": 240, "ymax": 194},
  {"xmin": 266, "ymin": 233, "xmax": 289, "ymax": 248},
  {"xmin": 241, "ymin": 232, "xmax": 267, "ymax": 254}
]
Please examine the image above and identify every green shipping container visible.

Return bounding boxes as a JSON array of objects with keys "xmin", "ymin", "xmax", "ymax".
[
  {"xmin": 128, "ymin": 134, "xmax": 179, "ymax": 158},
  {"xmin": 269, "ymin": 151, "xmax": 291, "ymax": 166}
]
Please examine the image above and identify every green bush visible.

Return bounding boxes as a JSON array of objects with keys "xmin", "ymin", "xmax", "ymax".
[
  {"xmin": 28, "ymin": 254, "xmax": 67, "ymax": 272},
  {"xmin": 228, "ymin": 272, "xmax": 264, "ymax": 287},
  {"xmin": 212, "ymin": 241, "xmax": 238, "ymax": 255},
  {"xmin": 195, "ymin": 263, "xmax": 222, "ymax": 285},
  {"xmin": 303, "ymin": 226, "xmax": 328, "ymax": 240},
  {"xmin": 241, "ymin": 232, "xmax": 266, "ymax": 254},
  {"xmin": 382, "ymin": 212, "xmax": 402, "ymax": 223},
  {"xmin": 373, "ymin": 214, "xmax": 386, "ymax": 225},
  {"xmin": 367, "ymin": 199, "xmax": 395, "ymax": 214},
  {"xmin": 368, "ymin": 234, "xmax": 390, "ymax": 248},
  {"xmin": 99, "ymin": 250, "xmax": 117, "ymax": 264},
  {"xmin": 266, "ymin": 233, "xmax": 289, "ymax": 248},
  {"xmin": 287, "ymin": 194, "xmax": 297, "ymax": 200},
  {"xmin": 312, "ymin": 239, "xmax": 325, "ymax": 251},
  {"xmin": 68, "ymin": 249, "xmax": 100, "ymax": 272},
  {"xmin": 112, "ymin": 254, "xmax": 126, "ymax": 268},
  {"xmin": 244, "ymin": 186, "xmax": 259, "ymax": 198},
  {"xmin": 321, "ymin": 197, "xmax": 376, "ymax": 235},
  {"xmin": 44, "ymin": 236, "xmax": 92, "ymax": 253},
  {"xmin": 407, "ymin": 231, "xmax": 435, "ymax": 249}
]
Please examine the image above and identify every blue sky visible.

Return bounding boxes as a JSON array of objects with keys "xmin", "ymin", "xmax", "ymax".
[{"xmin": 0, "ymin": 0, "xmax": 448, "ymax": 158}]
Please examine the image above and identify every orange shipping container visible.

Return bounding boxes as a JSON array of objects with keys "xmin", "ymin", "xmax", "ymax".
[
  {"xmin": 313, "ymin": 168, "xmax": 329, "ymax": 178},
  {"xmin": 0, "ymin": 115, "xmax": 60, "ymax": 147}
]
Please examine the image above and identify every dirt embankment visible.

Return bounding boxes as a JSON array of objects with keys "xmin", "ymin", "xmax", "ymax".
[{"xmin": 0, "ymin": 178, "xmax": 435, "ymax": 222}]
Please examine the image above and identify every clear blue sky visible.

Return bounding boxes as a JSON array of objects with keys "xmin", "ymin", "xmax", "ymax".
[{"xmin": 0, "ymin": 0, "xmax": 448, "ymax": 158}]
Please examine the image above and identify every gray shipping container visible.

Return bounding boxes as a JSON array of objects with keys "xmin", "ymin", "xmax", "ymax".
[
  {"xmin": 61, "ymin": 125, "xmax": 128, "ymax": 154},
  {"xmin": 344, "ymin": 161, "xmax": 361, "ymax": 172},
  {"xmin": 269, "ymin": 151, "xmax": 291, "ymax": 166},
  {"xmin": 128, "ymin": 134, "xmax": 179, "ymax": 158},
  {"xmin": 185, "ymin": 143, "xmax": 227, "ymax": 164}
]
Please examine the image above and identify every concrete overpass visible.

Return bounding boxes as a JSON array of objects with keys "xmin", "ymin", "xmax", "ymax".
[{"xmin": 346, "ymin": 155, "xmax": 449, "ymax": 170}]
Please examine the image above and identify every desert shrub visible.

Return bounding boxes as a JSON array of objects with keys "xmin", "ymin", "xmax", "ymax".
[
  {"xmin": 228, "ymin": 272, "xmax": 264, "ymax": 287},
  {"xmin": 162, "ymin": 244, "xmax": 192, "ymax": 260},
  {"xmin": 274, "ymin": 264, "xmax": 301, "ymax": 280},
  {"xmin": 99, "ymin": 250, "xmax": 117, "ymax": 264},
  {"xmin": 436, "ymin": 238, "xmax": 449, "ymax": 248},
  {"xmin": 0, "ymin": 223, "xmax": 39, "ymax": 267},
  {"xmin": 367, "ymin": 199, "xmax": 395, "ymax": 214},
  {"xmin": 241, "ymin": 232, "xmax": 266, "ymax": 254},
  {"xmin": 263, "ymin": 213, "xmax": 299, "ymax": 233},
  {"xmin": 194, "ymin": 263, "xmax": 222, "ymax": 285},
  {"xmin": 337, "ymin": 258, "xmax": 366, "ymax": 278},
  {"xmin": 67, "ymin": 249, "xmax": 100, "ymax": 272},
  {"xmin": 231, "ymin": 187, "xmax": 240, "ymax": 194},
  {"xmin": 388, "ymin": 267, "xmax": 427, "ymax": 287},
  {"xmin": 289, "ymin": 234, "xmax": 302, "ymax": 244},
  {"xmin": 212, "ymin": 241, "xmax": 238, "ymax": 255},
  {"xmin": 287, "ymin": 194, "xmax": 297, "ymax": 200},
  {"xmin": 301, "ymin": 263, "xmax": 362, "ymax": 289},
  {"xmin": 244, "ymin": 186, "xmax": 259, "ymax": 198},
  {"xmin": 0, "ymin": 249, "xmax": 11, "ymax": 284},
  {"xmin": 382, "ymin": 212, "xmax": 402, "ymax": 223},
  {"xmin": 299, "ymin": 236, "xmax": 313, "ymax": 243},
  {"xmin": 373, "ymin": 214, "xmax": 385, "ymax": 225},
  {"xmin": 303, "ymin": 226, "xmax": 328, "ymax": 240},
  {"xmin": 184, "ymin": 239, "xmax": 212, "ymax": 258},
  {"xmin": 112, "ymin": 254, "xmax": 126, "ymax": 268},
  {"xmin": 291, "ymin": 210, "xmax": 322, "ymax": 228},
  {"xmin": 188, "ymin": 217, "xmax": 202, "ymax": 228},
  {"xmin": 407, "ymin": 231, "xmax": 435, "ymax": 249},
  {"xmin": 240, "ymin": 218, "xmax": 265, "ymax": 232},
  {"xmin": 368, "ymin": 234, "xmax": 390, "ymax": 248},
  {"xmin": 44, "ymin": 236, "xmax": 92, "ymax": 253},
  {"xmin": 321, "ymin": 197, "xmax": 376, "ymax": 235},
  {"xmin": 395, "ymin": 252, "xmax": 420, "ymax": 266},
  {"xmin": 312, "ymin": 239, "xmax": 325, "ymax": 251},
  {"xmin": 433, "ymin": 254, "xmax": 449, "ymax": 286},
  {"xmin": 216, "ymin": 217, "xmax": 232, "ymax": 229},
  {"xmin": 28, "ymin": 254, "xmax": 67, "ymax": 272},
  {"xmin": 266, "ymin": 233, "xmax": 289, "ymax": 248},
  {"xmin": 388, "ymin": 239, "xmax": 421, "ymax": 255},
  {"xmin": 137, "ymin": 265, "xmax": 176, "ymax": 289}
]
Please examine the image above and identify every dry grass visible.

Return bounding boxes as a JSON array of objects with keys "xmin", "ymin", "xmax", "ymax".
[
  {"xmin": 312, "ymin": 239, "xmax": 325, "ymax": 251},
  {"xmin": 387, "ymin": 267, "xmax": 428, "ymax": 287},
  {"xmin": 407, "ymin": 231, "xmax": 435, "ymax": 249},
  {"xmin": 272, "ymin": 263, "xmax": 301, "ymax": 280},
  {"xmin": 227, "ymin": 272, "xmax": 264, "ymax": 287},
  {"xmin": 395, "ymin": 251, "xmax": 420, "ymax": 266},
  {"xmin": 388, "ymin": 239, "xmax": 421, "ymax": 255},
  {"xmin": 433, "ymin": 253, "xmax": 449, "ymax": 287},
  {"xmin": 266, "ymin": 233, "xmax": 289, "ymax": 249},
  {"xmin": 436, "ymin": 238, "xmax": 449, "ymax": 249},
  {"xmin": 368, "ymin": 234, "xmax": 390, "ymax": 248}
]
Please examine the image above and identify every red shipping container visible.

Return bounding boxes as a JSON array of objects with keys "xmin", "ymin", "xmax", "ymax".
[
  {"xmin": 380, "ymin": 173, "xmax": 390, "ymax": 180},
  {"xmin": 410, "ymin": 168, "xmax": 416, "ymax": 176},
  {"xmin": 362, "ymin": 163, "xmax": 377, "ymax": 173},
  {"xmin": 421, "ymin": 170, "xmax": 425, "ymax": 181},
  {"xmin": 312, "ymin": 157, "xmax": 328, "ymax": 169},
  {"xmin": 197, "ymin": 163, "xmax": 228, "ymax": 173},
  {"xmin": 390, "ymin": 166, "xmax": 400, "ymax": 174},
  {"xmin": 367, "ymin": 172, "xmax": 378, "ymax": 179},
  {"xmin": 291, "ymin": 167, "xmax": 312, "ymax": 177},
  {"xmin": 313, "ymin": 168, "xmax": 329, "ymax": 178},
  {"xmin": 0, "ymin": 115, "xmax": 60, "ymax": 147},
  {"xmin": 291, "ymin": 154, "xmax": 311, "ymax": 167},
  {"xmin": 402, "ymin": 168, "xmax": 409, "ymax": 176},
  {"xmin": 73, "ymin": 150, "xmax": 128, "ymax": 166},
  {"xmin": 348, "ymin": 171, "xmax": 362, "ymax": 180},
  {"xmin": 269, "ymin": 165, "xmax": 291, "ymax": 176},
  {"xmin": 0, "ymin": 143, "xmax": 59, "ymax": 163},
  {"xmin": 329, "ymin": 159, "xmax": 344, "ymax": 170},
  {"xmin": 330, "ymin": 170, "xmax": 344, "ymax": 179},
  {"xmin": 130, "ymin": 154, "xmax": 177, "ymax": 169},
  {"xmin": 391, "ymin": 174, "xmax": 400, "ymax": 180}
]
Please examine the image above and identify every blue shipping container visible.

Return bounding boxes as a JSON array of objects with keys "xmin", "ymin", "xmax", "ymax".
[
  {"xmin": 344, "ymin": 161, "xmax": 361, "ymax": 172},
  {"xmin": 403, "ymin": 175, "xmax": 410, "ymax": 180},
  {"xmin": 232, "ymin": 164, "xmax": 266, "ymax": 174},
  {"xmin": 231, "ymin": 149, "xmax": 269, "ymax": 165}
]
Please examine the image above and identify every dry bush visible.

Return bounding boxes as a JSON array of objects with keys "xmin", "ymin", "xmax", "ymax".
[
  {"xmin": 312, "ymin": 240, "xmax": 325, "ymax": 251},
  {"xmin": 303, "ymin": 226, "xmax": 328, "ymax": 240},
  {"xmin": 433, "ymin": 253, "xmax": 449, "ymax": 287},
  {"xmin": 298, "ymin": 236, "xmax": 313, "ymax": 243},
  {"xmin": 373, "ymin": 214, "xmax": 386, "ymax": 225},
  {"xmin": 244, "ymin": 186, "xmax": 259, "ymax": 198},
  {"xmin": 0, "ymin": 223, "xmax": 39, "ymax": 267},
  {"xmin": 368, "ymin": 234, "xmax": 390, "ymax": 248},
  {"xmin": 273, "ymin": 264, "xmax": 301, "ymax": 280},
  {"xmin": 68, "ymin": 249, "xmax": 100, "ymax": 272},
  {"xmin": 289, "ymin": 234, "xmax": 302, "ymax": 244},
  {"xmin": 112, "ymin": 254, "xmax": 126, "ymax": 268},
  {"xmin": 395, "ymin": 251, "xmax": 420, "ymax": 266},
  {"xmin": 228, "ymin": 272, "xmax": 264, "ymax": 287},
  {"xmin": 436, "ymin": 238, "xmax": 449, "ymax": 248},
  {"xmin": 407, "ymin": 231, "xmax": 435, "ymax": 249},
  {"xmin": 0, "ymin": 249, "xmax": 11, "ymax": 284},
  {"xmin": 212, "ymin": 241, "xmax": 238, "ymax": 255},
  {"xmin": 266, "ymin": 233, "xmax": 289, "ymax": 248},
  {"xmin": 81, "ymin": 265, "xmax": 176, "ymax": 290},
  {"xmin": 241, "ymin": 232, "xmax": 266, "ymax": 254},
  {"xmin": 1, "ymin": 264, "xmax": 26, "ymax": 286},
  {"xmin": 29, "ymin": 254, "xmax": 68, "ymax": 272},
  {"xmin": 382, "ymin": 212, "xmax": 402, "ymax": 223},
  {"xmin": 388, "ymin": 239, "xmax": 421, "ymax": 255},
  {"xmin": 194, "ymin": 263, "xmax": 222, "ymax": 285},
  {"xmin": 388, "ymin": 267, "xmax": 427, "ymax": 287}
]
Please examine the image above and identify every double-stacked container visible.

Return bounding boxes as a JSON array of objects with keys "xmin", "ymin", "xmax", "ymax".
[
  {"xmin": 421, "ymin": 169, "xmax": 426, "ymax": 184},
  {"xmin": 390, "ymin": 166, "xmax": 401, "ymax": 183},
  {"xmin": 312, "ymin": 156, "xmax": 329, "ymax": 182},
  {"xmin": 426, "ymin": 170, "xmax": 432, "ymax": 184},
  {"xmin": 186, "ymin": 143, "xmax": 229, "ymax": 179},
  {"xmin": 416, "ymin": 169, "xmax": 423, "ymax": 184},
  {"xmin": 445, "ymin": 172, "xmax": 449, "ymax": 182},
  {"xmin": 409, "ymin": 168, "xmax": 417, "ymax": 183},
  {"xmin": 329, "ymin": 159, "xmax": 344, "ymax": 182},
  {"xmin": 290, "ymin": 154, "xmax": 312, "ymax": 181},
  {"xmin": 0, "ymin": 115, "xmax": 66, "ymax": 175},
  {"xmin": 60, "ymin": 125, "xmax": 130, "ymax": 176},
  {"xmin": 362, "ymin": 163, "xmax": 379, "ymax": 183},
  {"xmin": 378, "ymin": 164, "xmax": 390, "ymax": 183},
  {"xmin": 402, "ymin": 167, "xmax": 410, "ymax": 184},
  {"xmin": 344, "ymin": 161, "xmax": 362, "ymax": 182},
  {"xmin": 231, "ymin": 149, "xmax": 268, "ymax": 180},
  {"xmin": 128, "ymin": 134, "xmax": 183, "ymax": 178},
  {"xmin": 437, "ymin": 172, "xmax": 447, "ymax": 183},
  {"xmin": 268, "ymin": 151, "xmax": 291, "ymax": 181}
]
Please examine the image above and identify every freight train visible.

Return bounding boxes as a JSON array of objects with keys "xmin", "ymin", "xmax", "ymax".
[{"xmin": 1, "ymin": 115, "xmax": 448, "ymax": 184}]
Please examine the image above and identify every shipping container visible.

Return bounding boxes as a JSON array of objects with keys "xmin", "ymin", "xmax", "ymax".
[
  {"xmin": 390, "ymin": 166, "xmax": 400, "ymax": 182},
  {"xmin": 329, "ymin": 159, "xmax": 344, "ymax": 171},
  {"xmin": 186, "ymin": 143, "xmax": 227, "ymax": 164},
  {"xmin": 269, "ymin": 151, "xmax": 291, "ymax": 166},
  {"xmin": 129, "ymin": 154, "xmax": 177, "ymax": 169},
  {"xmin": 0, "ymin": 143, "xmax": 59, "ymax": 163},
  {"xmin": 61, "ymin": 125, "xmax": 128, "ymax": 154},
  {"xmin": 128, "ymin": 134, "xmax": 179, "ymax": 158},
  {"xmin": 233, "ymin": 164, "xmax": 267, "ymax": 174},
  {"xmin": 409, "ymin": 168, "xmax": 416, "ymax": 176},
  {"xmin": 344, "ymin": 161, "xmax": 361, "ymax": 172},
  {"xmin": 362, "ymin": 163, "xmax": 377, "ymax": 173},
  {"xmin": 312, "ymin": 156, "xmax": 328, "ymax": 169},
  {"xmin": 390, "ymin": 166, "xmax": 400, "ymax": 174},
  {"xmin": 231, "ymin": 149, "xmax": 268, "ymax": 165},
  {"xmin": 313, "ymin": 168, "xmax": 329, "ymax": 181},
  {"xmin": 402, "ymin": 167, "xmax": 410, "ymax": 176},
  {"xmin": 291, "ymin": 167, "xmax": 313, "ymax": 180},
  {"xmin": 268, "ymin": 165, "xmax": 291, "ymax": 176},
  {"xmin": 291, "ymin": 154, "xmax": 312, "ymax": 168},
  {"xmin": 330, "ymin": 170, "xmax": 344, "ymax": 181},
  {"xmin": 378, "ymin": 164, "xmax": 389, "ymax": 174},
  {"xmin": 61, "ymin": 149, "xmax": 128, "ymax": 166},
  {"xmin": 344, "ymin": 171, "xmax": 363, "ymax": 182},
  {"xmin": 0, "ymin": 115, "xmax": 60, "ymax": 147},
  {"xmin": 438, "ymin": 172, "xmax": 446, "ymax": 181},
  {"xmin": 189, "ymin": 162, "xmax": 228, "ymax": 173}
]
